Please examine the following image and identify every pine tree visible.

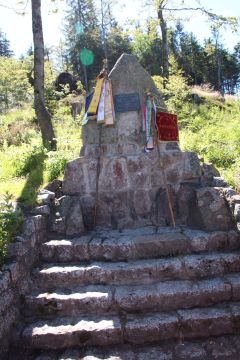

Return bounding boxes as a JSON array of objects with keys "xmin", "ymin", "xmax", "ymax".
[
  {"xmin": 0, "ymin": 30, "xmax": 13, "ymax": 57},
  {"xmin": 65, "ymin": 0, "xmax": 103, "ymax": 89},
  {"xmin": 64, "ymin": 0, "xmax": 132, "ymax": 88}
]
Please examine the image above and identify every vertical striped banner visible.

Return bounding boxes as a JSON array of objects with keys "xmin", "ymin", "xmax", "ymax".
[
  {"xmin": 104, "ymin": 79, "xmax": 115, "ymax": 126},
  {"xmin": 97, "ymin": 80, "xmax": 106, "ymax": 124},
  {"xmin": 88, "ymin": 78, "xmax": 104, "ymax": 114}
]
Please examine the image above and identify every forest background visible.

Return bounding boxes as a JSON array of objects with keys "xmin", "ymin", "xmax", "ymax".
[{"xmin": 0, "ymin": 0, "xmax": 240, "ymax": 265}]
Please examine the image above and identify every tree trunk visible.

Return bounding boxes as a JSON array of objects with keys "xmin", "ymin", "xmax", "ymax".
[
  {"xmin": 31, "ymin": 0, "xmax": 56, "ymax": 150},
  {"xmin": 216, "ymin": 50, "xmax": 223, "ymax": 95},
  {"xmin": 157, "ymin": 6, "xmax": 169, "ymax": 79}
]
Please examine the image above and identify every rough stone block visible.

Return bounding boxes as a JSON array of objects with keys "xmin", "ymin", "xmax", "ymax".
[
  {"xmin": 125, "ymin": 313, "xmax": 179, "ymax": 343},
  {"xmin": 183, "ymin": 254, "xmax": 225, "ymax": 279},
  {"xmin": 0, "ymin": 288, "xmax": 14, "ymax": 315},
  {"xmin": 213, "ymin": 177, "xmax": 228, "ymax": 187},
  {"xmin": 31, "ymin": 205, "xmax": 50, "ymax": 216},
  {"xmin": 234, "ymin": 204, "xmax": 240, "ymax": 221},
  {"xmin": 7, "ymin": 242, "xmax": 28, "ymax": 259},
  {"xmin": 133, "ymin": 190, "xmax": 152, "ymax": 217},
  {"xmin": 206, "ymin": 231, "xmax": 229, "ymax": 251},
  {"xmin": 183, "ymin": 152, "xmax": 201, "ymax": 181},
  {"xmin": 62, "ymin": 157, "xmax": 90, "ymax": 195},
  {"xmin": 21, "ymin": 316, "xmax": 123, "ymax": 348},
  {"xmin": 37, "ymin": 189, "xmax": 55, "ymax": 205},
  {"xmin": 196, "ymin": 187, "xmax": 234, "ymax": 231},
  {"xmin": 4, "ymin": 261, "xmax": 26, "ymax": 284},
  {"xmin": 178, "ymin": 307, "xmax": 233, "ymax": 338},
  {"xmin": 127, "ymin": 156, "xmax": 151, "ymax": 189},
  {"xmin": 51, "ymin": 196, "xmax": 85, "ymax": 236},
  {"xmin": 225, "ymin": 274, "xmax": 240, "ymax": 300},
  {"xmin": 98, "ymin": 157, "xmax": 130, "ymax": 192},
  {"xmin": 66, "ymin": 199, "xmax": 85, "ymax": 237},
  {"xmin": 228, "ymin": 230, "xmax": 240, "ymax": 249},
  {"xmin": 80, "ymin": 195, "xmax": 95, "ymax": 230},
  {"xmin": 22, "ymin": 218, "xmax": 35, "ymax": 238},
  {"xmin": 0, "ymin": 271, "xmax": 10, "ymax": 294},
  {"xmin": 174, "ymin": 342, "xmax": 207, "ymax": 359}
]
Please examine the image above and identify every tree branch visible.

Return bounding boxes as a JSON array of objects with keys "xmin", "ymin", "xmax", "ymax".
[{"xmin": 0, "ymin": 0, "xmax": 29, "ymax": 14}]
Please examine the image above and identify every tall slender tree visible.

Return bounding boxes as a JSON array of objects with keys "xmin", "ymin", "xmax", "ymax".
[
  {"xmin": 65, "ymin": 0, "xmax": 103, "ymax": 88},
  {"xmin": 31, "ymin": 0, "xmax": 56, "ymax": 150}
]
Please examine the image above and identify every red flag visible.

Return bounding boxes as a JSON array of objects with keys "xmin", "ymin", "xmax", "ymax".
[{"xmin": 156, "ymin": 111, "xmax": 179, "ymax": 142}]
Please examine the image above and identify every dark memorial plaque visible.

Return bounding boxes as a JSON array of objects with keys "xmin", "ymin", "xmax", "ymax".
[
  {"xmin": 156, "ymin": 111, "xmax": 179, "ymax": 142},
  {"xmin": 115, "ymin": 93, "xmax": 140, "ymax": 113}
]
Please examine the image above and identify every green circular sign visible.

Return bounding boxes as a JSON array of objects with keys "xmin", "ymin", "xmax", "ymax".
[{"xmin": 80, "ymin": 48, "xmax": 94, "ymax": 66}]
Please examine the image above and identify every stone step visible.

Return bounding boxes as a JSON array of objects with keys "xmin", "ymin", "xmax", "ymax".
[
  {"xmin": 9, "ymin": 334, "xmax": 240, "ymax": 360},
  {"xmin": 19, "ymin": 302, "xmax": 240, "ymax": 349},
  {"xmin": 41, "ymin": 228, "xmax": 239, "ymax": 263},
  {"xmin": 33, "ymin": 251, "xmax": 240, "ymax": 290},
  {"xmin": 24, "ymin": 275, "xmax": 240, "ymax": 317}
]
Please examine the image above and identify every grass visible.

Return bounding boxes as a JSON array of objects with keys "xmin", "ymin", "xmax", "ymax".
[
  {"xmin": 179, "ymin": 90, "xmax": 240, "ymax": 191},
  {"xmin": 0, "ymin": 105, "xmax": 82, "ymax": 206}
]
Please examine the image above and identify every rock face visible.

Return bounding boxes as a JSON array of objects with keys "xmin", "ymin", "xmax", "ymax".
[
  {"xmin": 81, "ymin": 53, "xmax": 166, "ymax": 149},
  {"xmin": 61, "ymin": 53, "xmax": 234, "ymax": 233}
]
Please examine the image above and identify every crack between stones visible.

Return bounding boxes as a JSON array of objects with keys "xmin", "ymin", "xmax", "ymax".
[
  {"xmin": 179, "ymin": 256, "xmax": 188, "ymax": 280},
  {"xmin": 111, "ymin": 285, "xmax": 126, "ymax": 345},
  {"xmin": 223, "ymin": 275, "xmax": 234, "ymax": 302},
  {"xmin": 175, "ymin": 309, "xmax": 184, "ymax": 344},
  {"xmin": 86, "ymin": 234, "xmax": 96, "ymax": 259}
]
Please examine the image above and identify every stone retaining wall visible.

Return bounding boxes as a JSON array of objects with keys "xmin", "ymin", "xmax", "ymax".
[{"xmin": 0, "ymin": 215, "xmax": 47, "ymax": 359}]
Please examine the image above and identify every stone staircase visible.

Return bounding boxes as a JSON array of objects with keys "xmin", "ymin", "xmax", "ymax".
[{"xmin": 10, "ymin": 226, "xmax": 240, "ymax": 359}]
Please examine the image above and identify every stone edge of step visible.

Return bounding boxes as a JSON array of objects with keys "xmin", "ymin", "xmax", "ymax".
[
  {"xmin": 40, "ymin": 229, "xmax": 240, "ymax": 262},
  {"xmin": 24, "ymin": 274, "xmax": 240, "ymax": 317},
  {"xmin": 18, "ymin": 301, "xmax": 240, "ymax": 349}
]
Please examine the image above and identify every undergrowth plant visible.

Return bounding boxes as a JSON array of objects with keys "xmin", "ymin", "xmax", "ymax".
[
  {"xmin": 0, "ymin": 104, "xmax": 81, "ymax": 206},
  {"xmin": 0, "ymin": 192, "xmax": 23, "ymax": 268}
]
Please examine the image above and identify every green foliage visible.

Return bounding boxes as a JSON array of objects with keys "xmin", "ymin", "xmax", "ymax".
[
  {"xmin": 0, "ymin": 192, "xmax": 23, "ymax": 268},
  {"xmin": 0, "ymin": 107, "xmax": 36, "ymax": 147},
  {"xmin": 153, "ymin": 56, "xmax": 191, "ymax": 112},
  {"xmin": 180, "ymin": 94, "xmax": 240, "ymax": 190},
  {"xmin": 0, "ymin": 29, "xmax": 13, "ymax": 57},
  {"xmin": 0, "ymin": 57, "xmax": 33, "ymax": 111},
  {"xmin": 0, "ymin": 103, "xmax": 81, "ymax": 206},
  {"xmin": 0, "ymin": 143, "xmax": 44, "ymax": 180},
  {"xmin": 45, "ymin": 150, "xmax": 72, "ymax": 181},
  {"xmin": 65, "ymin": 0, "xmax": 131, "ymax": 86},
  {"xmin": 131, "ymin": 19, "xmax": 162, "ymax": 75}
]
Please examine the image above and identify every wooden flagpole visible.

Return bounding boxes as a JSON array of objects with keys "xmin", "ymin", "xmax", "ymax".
[
  {"xmin": 93, "ymin": 123, "xmax": 102, "ymax": 228},
  {"xmin": 147, "ymin": 92, "xmax": 176, "ymax": 228},
  {"xmin": 154, "ymin": 125, "xmax": 176, "ymax": 228}
]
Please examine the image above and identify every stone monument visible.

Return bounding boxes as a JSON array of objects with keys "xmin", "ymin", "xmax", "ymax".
[{"xmin": 53, "ymin": 54, "xmax": 234, "ymax": 235}]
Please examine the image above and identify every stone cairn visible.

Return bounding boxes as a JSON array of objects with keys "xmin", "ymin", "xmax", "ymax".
[
  {"xmin": 51, "ymin": 54, "xmax": 236, "ymax": 235},
  {"xmin": 3, "ymin": 54, "xmax": 240, "ymax": 360}
]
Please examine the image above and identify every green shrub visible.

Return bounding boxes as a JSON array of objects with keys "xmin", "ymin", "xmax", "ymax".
[
  {"xmin": 152, "ymin": 56, "xmax": 190, "ymax": 113},
  {"xmin": 45, "ymin": 150, "xmax": 73, "ymax": 181},
  {"xmin": 1, "ymin": 145, "xmax": 45, "ymax": 179},
  {"xmin": 180, "ymin": 95, "xmax": 240, "ymax": 190},
  {"xmin": 0, "ymin": 192, "xmax": 23, "ymax": 267}
]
